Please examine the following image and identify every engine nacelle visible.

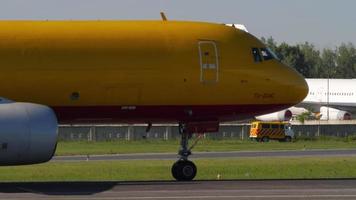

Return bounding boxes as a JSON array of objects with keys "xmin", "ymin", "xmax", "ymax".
[
  {"xmin": 255, "ymin": 109, "xmax": 292, "ymax": 121},
  {"xmin": 0, "ymin": 102, "xmax": 58, "ymax": 165},
  {"xmin": 288, "ymin": 106, "xmax": 309, "ymax": 116},
  {"xmin": 319, "ymin": 106, "xmax": 352, "ymax": 120}
]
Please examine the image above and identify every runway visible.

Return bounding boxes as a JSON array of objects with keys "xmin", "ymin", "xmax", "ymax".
[
  {"xmin": 1, "ymin": 179, "xmax": 356, "ymax": 199},
  {"xmin": 52, "ymin": 149, "xmax": 356, "ymax": 162}
]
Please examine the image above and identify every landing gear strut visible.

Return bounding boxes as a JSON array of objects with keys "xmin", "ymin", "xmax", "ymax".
[{"xmin": 171, "ymin": 123, "xmax": 198, "ymax": 181}]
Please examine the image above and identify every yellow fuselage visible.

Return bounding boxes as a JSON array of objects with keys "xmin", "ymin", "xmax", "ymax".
[{"xmin": 0, "ymin": 20, "xmax": 308, "ymax": 125}]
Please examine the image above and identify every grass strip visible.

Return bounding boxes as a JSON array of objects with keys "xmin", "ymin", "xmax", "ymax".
[
  {"xmin": 56, "ymin": 139, "xmax": 356, "ymax": 156},
  {"xmin": 1, "ymin": 156, "xmax": 356, "ymax": 181}
]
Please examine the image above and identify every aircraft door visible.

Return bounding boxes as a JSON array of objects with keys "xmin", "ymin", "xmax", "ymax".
[{"xmin": 198, "ymin": 41, "xmax": 219, "ymax": 83}]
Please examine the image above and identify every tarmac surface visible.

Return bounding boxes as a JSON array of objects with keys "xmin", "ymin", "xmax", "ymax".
[
  {"xmin": 52, "ymin": 149, "xmax": 356, "ymax": 162},
  {"xmin": 1, "ymin": 179, "xmax": 356, "ymax": 199}
]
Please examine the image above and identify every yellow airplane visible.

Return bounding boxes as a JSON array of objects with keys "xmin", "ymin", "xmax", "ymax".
[{"xmin": 0, "ymin": 19, "xmax": 308, "ymax": 181}]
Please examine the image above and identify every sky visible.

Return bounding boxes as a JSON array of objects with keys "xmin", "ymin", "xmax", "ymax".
[{"xmin": 0, "ymin": 0, "xmax": 355, "ymax": 49}]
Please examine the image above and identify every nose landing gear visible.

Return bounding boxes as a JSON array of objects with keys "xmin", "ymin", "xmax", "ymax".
[{"xmin": 171, "ymin": 123, "xmax": 202, "ymax": 181}]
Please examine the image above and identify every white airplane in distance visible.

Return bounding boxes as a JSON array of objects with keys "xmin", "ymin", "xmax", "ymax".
[
  {"xmin": 256, "ymin": 79, "xmax": 356, "ymax": 121},
  {"xmin": 300, "ymin": 78, "xmax": 356, "ymax": 120}
]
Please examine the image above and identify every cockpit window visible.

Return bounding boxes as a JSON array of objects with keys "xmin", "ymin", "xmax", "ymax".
[
  {"xmin": 252, "ymin": 48, "xmax": 262, "ymax": 63},
  {"xmin": 260, "ymin": 48, "xmax": 273, "ymax": 60},
  {"xmin": 260, "ymin": 48, "xmax": 278, "ymax": 61}
]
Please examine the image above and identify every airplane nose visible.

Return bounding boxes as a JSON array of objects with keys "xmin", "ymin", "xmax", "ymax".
[
  {"xmin": 284, "ymin": 66, "xmax": 309, "ymax": 104},
  {"xmin": 293, "ymin": 74, "xmax": 309, "ymax": 103},
  {"xmin": 268, "ymin": 61, "xmax": 309, "ymax": 106}
]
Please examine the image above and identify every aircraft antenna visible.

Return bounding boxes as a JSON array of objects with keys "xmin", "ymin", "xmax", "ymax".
[{"xmin": 160, "ymin": 12, "xmax": 168, "ymax": 21}]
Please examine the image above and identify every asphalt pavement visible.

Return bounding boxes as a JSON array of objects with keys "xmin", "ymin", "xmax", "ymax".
[{"xmin": 1, "ymin": 179, "xmax": 356, "ymax": 199}]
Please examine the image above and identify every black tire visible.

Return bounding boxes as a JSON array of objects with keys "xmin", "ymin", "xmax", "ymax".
[
  {"xmin": 171, "ymin": 160, "xmax": 197, "ymax": 181},
  {"xmin": 171, "ymin": 162, "xmax": 180, "ymax": 180},
  {"xmin": 284, "ymin": 136, "xmax": 292, "ymax": 142},
  {"xmin": 261, "ymin": 136, "xmax": 269, "ymax": 143}
]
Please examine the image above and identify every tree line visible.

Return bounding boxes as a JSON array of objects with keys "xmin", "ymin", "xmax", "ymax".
[{"xmin": 261, "ymin": 37, "xmax": 356, "ymax": 78}]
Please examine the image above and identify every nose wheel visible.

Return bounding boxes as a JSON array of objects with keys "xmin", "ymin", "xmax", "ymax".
[
  {"xmin": 171, "ymin": 160, "xmax": 197, "ymax": 181},
  {"xmin": 171, "ymin": 123, "xmax": 201, "ymax": 181}
]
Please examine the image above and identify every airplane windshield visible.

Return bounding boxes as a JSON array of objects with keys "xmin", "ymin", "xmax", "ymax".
[
  {"xmin": 251, "ymin": 47, "xmax": 280, "ymax": 63},
  {"xmin": 261, "ymin": 48, "xmax": 274, "ymax": 60},
  {"xmin": 260, "ymin": 48, "xmax": 279, "ymax": 61}
]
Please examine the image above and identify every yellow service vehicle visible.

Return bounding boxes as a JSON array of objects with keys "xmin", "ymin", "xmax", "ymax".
[{"xmin": 250, "ymin": 121, "xmax": 294, "ymax": 142}]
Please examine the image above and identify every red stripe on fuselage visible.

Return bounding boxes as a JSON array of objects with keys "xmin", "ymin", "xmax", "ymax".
[{"xmin": 51, "ymin": 104, "xmax": 292, "ymax": 124}]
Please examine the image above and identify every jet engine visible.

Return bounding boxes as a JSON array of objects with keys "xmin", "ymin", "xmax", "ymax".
[
  {"xmin": 0, "ymin": 101, "xmax": 58, "ymax": 165},
  {"xmin": 255, "ymin": 109, "xmax": 292, "ymax": 121},
  {"xmin": 319, "ymin": 106, "xmax": 352, "ymax": 120}
]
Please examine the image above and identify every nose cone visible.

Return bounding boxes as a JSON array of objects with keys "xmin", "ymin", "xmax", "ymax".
[
  {"xmin": 292, "ymin": 72, "xmax": 308, "ymax": 103},
  {"xmin": 283, "ymin": 65, "xmax": 309, "ymax": 105},
  {"xmin": 266, "ymin": 61, "xmax": 309, "ymax": 107}
]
